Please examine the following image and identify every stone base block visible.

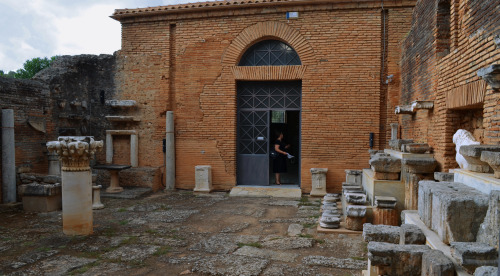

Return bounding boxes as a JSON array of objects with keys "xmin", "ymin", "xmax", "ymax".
[
  {"xmin": 345, "ymin": 216, "xmax": 366, "ymax": 231},
  {"xmin": 98, "ymin": 167, "xmax": 163, "ymax": 192},
  {"xmin": 451, "ymin": 242, "xmax": 498, "ymax": 274},
  {"xmin": 373, "ymin": 172, "xmax": 400, "ymax": 180},
  {"xmin": 363, "ymin": 223, "xmax": 400, "ymax": 244},
  {"xmin": 421, "ymin": 250, "xmax": 455, "ymax": 276},
  {"xmin": 22, "ymin": 195, "xmax": 62, "ymax": 212},
  {"xmin": 372, "ymin": 208, "xmax": 399, "ymax": 226},
  {"xmin": 399, "ymin": 224, "xmax": 426, "ymax": 245},
  {"xmin": 367, "ymin": 241, "xmax": 430, "ymax": 275},
  {"xmin": 194, "ymin": 165, "xmax": 212, "ymax": 193}
]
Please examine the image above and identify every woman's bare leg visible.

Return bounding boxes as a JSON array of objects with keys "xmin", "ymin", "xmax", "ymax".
[{"xmin": 275, "ymin": 173, "xmax": 281, "ymax": 185}]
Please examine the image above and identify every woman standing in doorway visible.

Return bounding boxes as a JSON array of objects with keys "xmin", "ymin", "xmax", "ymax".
[{"xmin": 273, "ymin": 131, "xmax": 290, "ymax": 185}]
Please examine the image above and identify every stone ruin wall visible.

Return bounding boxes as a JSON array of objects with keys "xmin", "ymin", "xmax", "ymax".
[
  {"xmin": 0, "ymin": 55, "xmax": 117, "ymax": 203},
  {"xmin": 400, "ymin": 0, "xmax": 500, "ymax": 171},
  {"xmin": 115, "ymin": 2, "xmax": 415, "ymax": 193}
]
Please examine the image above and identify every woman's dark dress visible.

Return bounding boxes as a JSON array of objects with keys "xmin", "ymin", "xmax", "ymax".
[{"xmin": 273, "ymin": 139, "xmax": 287, "ymax": 173}]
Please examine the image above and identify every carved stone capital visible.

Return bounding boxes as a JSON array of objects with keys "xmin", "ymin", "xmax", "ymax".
[{"xmin": 47, "ymin": 136, "xmax": 103, "ymax": 171}]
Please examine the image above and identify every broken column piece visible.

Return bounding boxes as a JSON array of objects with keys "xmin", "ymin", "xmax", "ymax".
[
  {"xmin": 319, "ymin": 215, "xmax": 340, "ymax": 229},
  {"xmin": 92, "ymin": 185, "xmax": 104, "ymax": 210},
  {"xmin": 395, "ymin": 105, "xmax": 414, "ymax": 115},
  {"xmin": 47, "ymin": 136, "xmax": 103, "ymax": 235},
  {"xmin": 373, "ymin": 196, "xmax": 399, "ymax": 225},
  {"xmin": 2, "ymin": 109, "xmax": 16, "ymax": 203},
  {"xmin": 480, "ymin": 151, "xmax": 500, "ymax": 178},
  {"xmin": 369, "ymin": 153, "xmax": 401, "ymax": 180},
  {"xmin": 375, "ymin": 196, "xmax": 397, "ymax": 209},
  {"xmin": 405, "ymin": 143, "xmax": 430, "ymax": 154},
  {"xmin": 310, "ymin": 168, "xmax": 328, "ymax": 197},
  {"xmin": 345, "ymin": 193, "xmax": 367, "ymax": 205},
  {"xmin": 450, "ymin": 242, "xmax": 498, "ymax": 274},
  {"xmin": 459, "ymin": 145, "xmax": 500, "ymax": 173},
  {"xmin": 389, "ymin": 139, "xmax": 414, "ymax": 151},
  {"xmin": 345, "ymin": 205, "xmax": 367, "ymax": 231}
]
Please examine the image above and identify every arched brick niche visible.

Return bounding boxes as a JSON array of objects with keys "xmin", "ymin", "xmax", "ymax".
[{"xmin": 222, "ymin": 21, "xmax": 315, "ymax": 67}]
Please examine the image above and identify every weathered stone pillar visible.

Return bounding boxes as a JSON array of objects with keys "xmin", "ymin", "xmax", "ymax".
[
  {"xmin": 165, "ymin": 111, "xmax": 175, "ymax": 190},
  {"xmin": 92, "ymin": 185, "xmax": 104, "ymax": 210},
  {"xmin": 310, "ymin": 168, "xmax": 328, "ymax": 197},
  {"xmin": 194, "ymin": 165, "xmax": 212, "ymax": 193},
  {"xmin": 390, "ymin": 123, "xmax": 398, "ymax": 140},
  {"xmin": 47, "ymin": 152, "xmax": 61, "ymax": 176},
  {"xmin": 2, "ymin": 109, "xmax": 16, "ymax": 203},
  {"xmin": 47, "ymin": 136, "xmax": 103, "ymax": 235}
]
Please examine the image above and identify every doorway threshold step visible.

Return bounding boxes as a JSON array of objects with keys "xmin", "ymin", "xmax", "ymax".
[{"xmin": 229, "ymin": 185, "xmax": 301, "ymax": 199}]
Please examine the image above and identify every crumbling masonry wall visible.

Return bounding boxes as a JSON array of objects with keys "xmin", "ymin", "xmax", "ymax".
[
  {"xmin": 0, "ymin": 55, "xmax": 116, "ymax": 203},
  {"xmin": 400, "ymin": 0, "xmax": 500, "ymax": 171}
]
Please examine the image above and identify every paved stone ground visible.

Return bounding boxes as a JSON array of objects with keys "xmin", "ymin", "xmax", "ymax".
[{"xmin": 0, "ymin": 191, "xmax": 367, "ymax": 275}]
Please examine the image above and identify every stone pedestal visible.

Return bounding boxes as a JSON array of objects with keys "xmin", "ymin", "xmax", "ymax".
[
  {"xmin": 19, "ymin": 183, "xmax": 62, "ymax": 212},
  {"xmin": 47, "ymin": 136, "xmax": 103, "ymax": 236},
  {"xmin": 310, "ymin": 168, "xmax": 327, "ymax": 197},
  {"xmin": 92, "ymin": 185, "xmax": 104, "ymax": 210},
  {"xmin": 2, "ymin": 109, "xmax": 16, "ymax": 203},
  {"xmin": 345, "ymin": 170, "xmax": 362, "ymax": 185},
  {"xmin": 194, "ymin": 165, "xmax": 212, "ymax": 193},
  {"xmin": 107, "ymin": 170, "xmax": 123, "ymax": 193}
]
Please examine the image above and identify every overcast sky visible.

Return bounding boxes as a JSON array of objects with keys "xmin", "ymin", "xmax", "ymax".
[{"xmin": 0, "ymin": 0, "xmax": 216, "ymax": 72}]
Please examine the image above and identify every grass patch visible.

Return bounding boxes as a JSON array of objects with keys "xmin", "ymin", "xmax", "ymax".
[
  {"xmin": 309, "ymin": 214, "xmax": 320, "ymax": 219},
  {"xmin": 298, "ymin": 234, "xmax": 313, "ymax": 239},
  {"xmin": 69, "ymin": 261, "xmax": 99, "ymax": 275},
  {"xmin": 119, "ymin": 220, "xmax": 129, "ymax": 226},
  {"xmin": 103, "ymin": 227, "xmax": 118, "ymax": 237},
  {"xmin": 117, "ymin": 208, "xmax": 127, "ymax": 212},
  {"xmin": 314, "ymin": 238, "xmax": 325, "ymax": 244},
  {"xmin": 22, "ymin": 241, "xmax": 35, "ymax": 247},
  {"xmin": 36, "ymin": 246, "xmax": 51, "ymax": 252},
  {"xmin": 350, "ymin": 256, "xmax": 366, "ymax": 261},
  {"xmin": 77, "ymin": 251, "xmax": 102, "ymax": 259},
  {"xmin": 237, "ymin": 242, "xmax": 262, "ymax": 248},
  {"xmin": 299, "ymin": 196, "xmax": 309, "ymax": 203},
  {"xmin": 120, "ymin": 236, "xmax": 139, "ymax": 246},
  {"xmin": 153, "ymin": 246, "xmax": 171, "ymax": 256},
  {"xmin": 302, "ymin": 223, "xmax": 316, "ymax": 229},
  {"xmin": 145, "ymin": 229, "xmax": 158, "ymax": 235}
]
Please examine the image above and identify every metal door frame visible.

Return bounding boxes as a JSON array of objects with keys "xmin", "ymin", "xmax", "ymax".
[{"xmin": 236, "ymin": 80, "xmax": 302, "ymax": 186}]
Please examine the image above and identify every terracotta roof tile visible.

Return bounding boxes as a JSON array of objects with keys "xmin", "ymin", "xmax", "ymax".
[{"xmin": 112, "ymin": 0, "xmax": 304, "ymax": 18}]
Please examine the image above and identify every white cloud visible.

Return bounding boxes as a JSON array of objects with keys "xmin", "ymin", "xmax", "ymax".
[{"xmin": 0, "ymin": 0, "xmax": 216, "ymax": 72}]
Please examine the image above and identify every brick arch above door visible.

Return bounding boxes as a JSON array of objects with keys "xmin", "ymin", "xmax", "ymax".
[{"xmin": 222, "ymin": 21, "xmax": 315, "ymax": 67}]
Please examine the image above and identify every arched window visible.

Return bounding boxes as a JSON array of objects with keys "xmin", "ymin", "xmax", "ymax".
[{"xmin": 239, "ymin": 40, "xmax": 301, "ymax": 66}]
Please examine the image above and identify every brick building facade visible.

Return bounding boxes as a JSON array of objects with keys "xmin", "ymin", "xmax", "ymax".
[
  {"xmin": 400, "ymin": 0, "xmax": 500, "ymax": 171},
  {"xmin": 111, "ymin": 0, "xmax": 416, "ymax": 193}
]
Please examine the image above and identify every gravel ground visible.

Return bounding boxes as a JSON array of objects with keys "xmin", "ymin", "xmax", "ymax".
[{"xmin": 0, "ymin": 191, "xmax": 367, "ymax": 275}]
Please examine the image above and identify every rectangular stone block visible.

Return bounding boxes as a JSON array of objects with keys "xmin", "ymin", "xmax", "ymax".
[
  {"xmin": 399, "ymin": 224, "xmax": 426, "ymax": 245},
  {"xmin": 451, "ymin": 242, "xmax": 498, "ymax": 273},
  {"xmin": 367, "ymin": 241, "xmax": 430, "ymax": 275},
  {"xmin": 194, "ymin": 165, "xmax": 212, "ymax": 193},
  {"xmin": 310, "ymin": 168, "xmax": 328, "ymax": 197},
  {"xmin": 421, "ymin": 249, "xmax": 455, "ymax": 276},
  {"xmin": 363, "ymin": 223, "xmax": 400, "ymax": 244},
  {"xmin": 22, "ymin": 195, "xmax": 62, "ymax": 212}
]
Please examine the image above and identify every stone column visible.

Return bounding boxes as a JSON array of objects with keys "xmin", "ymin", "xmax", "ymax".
[
  {"xmin": 48, "ymin": 152, "xmax": 61, "ymax": 176},
  {"xmin": 390, "ymin": 123, "xmax": 398, "ymax": 140},
  {"xmin": 130, "ymin": 134, "xmax": 138, "ymax": 167},
  {"xmin": 310, "ymin": 168, "xmax": 328, "ymax": 197},
  {"xmin": 2, "ymin": 109, "xmax": 16, "ymax": 203},
  {"xmin": 165, "ymin": 111, "xmax": 175, "ymax": 190},
  {"xmin": 47, "ymin": 136, "xmax": 103, "ymax": 235},
  {"xmin": 105, "ymin": 132, "xmax": 113, "ymax": 164}
]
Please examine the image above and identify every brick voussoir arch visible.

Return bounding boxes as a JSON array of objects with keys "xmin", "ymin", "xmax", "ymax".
[{"xmin": 222, "ymin": 21, "xmax": 315, "ymax": 66}]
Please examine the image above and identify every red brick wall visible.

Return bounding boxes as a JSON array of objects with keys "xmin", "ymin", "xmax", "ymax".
[
  {"xmin": 115, "ymin": 2, "xmax": 415, "ymax": 192},
  {"xmin": 400, "ymin": 0, "xmax": 500, "ymax": 171}
]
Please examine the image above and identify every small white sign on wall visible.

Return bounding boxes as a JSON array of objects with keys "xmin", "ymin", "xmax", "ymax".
[{"xmin": 286, "ymin": 11, "xmax": 299, "ymax": 19}]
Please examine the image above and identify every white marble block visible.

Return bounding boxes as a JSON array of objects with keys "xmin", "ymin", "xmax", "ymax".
[
  {"xmin": 310, "ymin": 168, "xmax": 328, "ymax": 197},
  {"xmin": 194, "ymin": 165, "xmax": 212, "ymax": 193}
]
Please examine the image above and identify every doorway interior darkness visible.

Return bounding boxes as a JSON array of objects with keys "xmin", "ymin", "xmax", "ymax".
[{"xmin": 236, "ymin": 81, "xmax": 301, "ymax": 186}]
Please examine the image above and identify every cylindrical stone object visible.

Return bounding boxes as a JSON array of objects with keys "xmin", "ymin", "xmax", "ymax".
[
  {"xmin": 62, "ymin": 170, "xmax": 93, "ymax": 235},
  {"xmin": 165, "ymin": 111, "xmax": 175, "ymax": 190},
  {"xmin": 373, "ymin": 207, "xmax": 399, "ymax": 226},
  {"xmin": 2, "ymin": 109, "xmax": 16, "ymax": 203}
]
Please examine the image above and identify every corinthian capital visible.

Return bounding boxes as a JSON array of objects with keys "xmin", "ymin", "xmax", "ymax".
[{"xmin": 47, "ymin": 136, "xmax": 104, "ymax": 171}]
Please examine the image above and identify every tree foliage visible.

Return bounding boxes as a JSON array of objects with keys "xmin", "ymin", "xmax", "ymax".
[
  {"xmin": 0, "ymin": 56, "xmax": 57, "ymax": 79},
  {"xmin": 13, "ymin": 56, "xmax": 57, "ymax": 79}
]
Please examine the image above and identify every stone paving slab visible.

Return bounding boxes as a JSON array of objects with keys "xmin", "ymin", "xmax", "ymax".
[
  {"xmin": 233, "ymin": 246, "xmax": 300, "ymax": 262},
  {"xmin": 192, "ymin": 255, "xmax": 269, "ymax": 276},
  {"xmin": 12, "ymin": 255, "xmax": 96, "ymax": 276},
  {"xmin": 189, "ymin": 234, "xmax": 260, "ymax": 254},
  {"xmin": 303, "ymin": 255, "xmax": 367, "ymax": 270},
  {"xmin": 102, "ymin": 244, "xmax": 160, "ymax": 261},
  {"xmin": 101, "ymin": 187, "xmax": 152, "ymax": 199},
  {"xmin": 261, "ymin": 236, "xmax": 314, "ymax": 250}
]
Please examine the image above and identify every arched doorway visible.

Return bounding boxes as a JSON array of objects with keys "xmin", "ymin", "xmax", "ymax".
[{"xmin": 236, "ymin": 40, "xmax": 302, "ymax": 186}]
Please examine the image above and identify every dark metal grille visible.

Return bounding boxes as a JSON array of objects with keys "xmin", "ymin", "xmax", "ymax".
[
  {"xmin": 239, "ymin": 40, "xmax": 301, "ymax": 66},
  {"xmin": 237, "ymin": 81, "xmax": 301, "ymax": 155}
]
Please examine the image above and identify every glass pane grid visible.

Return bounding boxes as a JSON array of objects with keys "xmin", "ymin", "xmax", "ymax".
[{"xmin": 239, "ymin": 40, "xmax": 301, "ymax": 66}]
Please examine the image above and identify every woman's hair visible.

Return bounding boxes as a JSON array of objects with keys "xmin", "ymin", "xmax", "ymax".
[{"xmin": 274, "ymin": 130, "xmax": 283, "ymax": 140}]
